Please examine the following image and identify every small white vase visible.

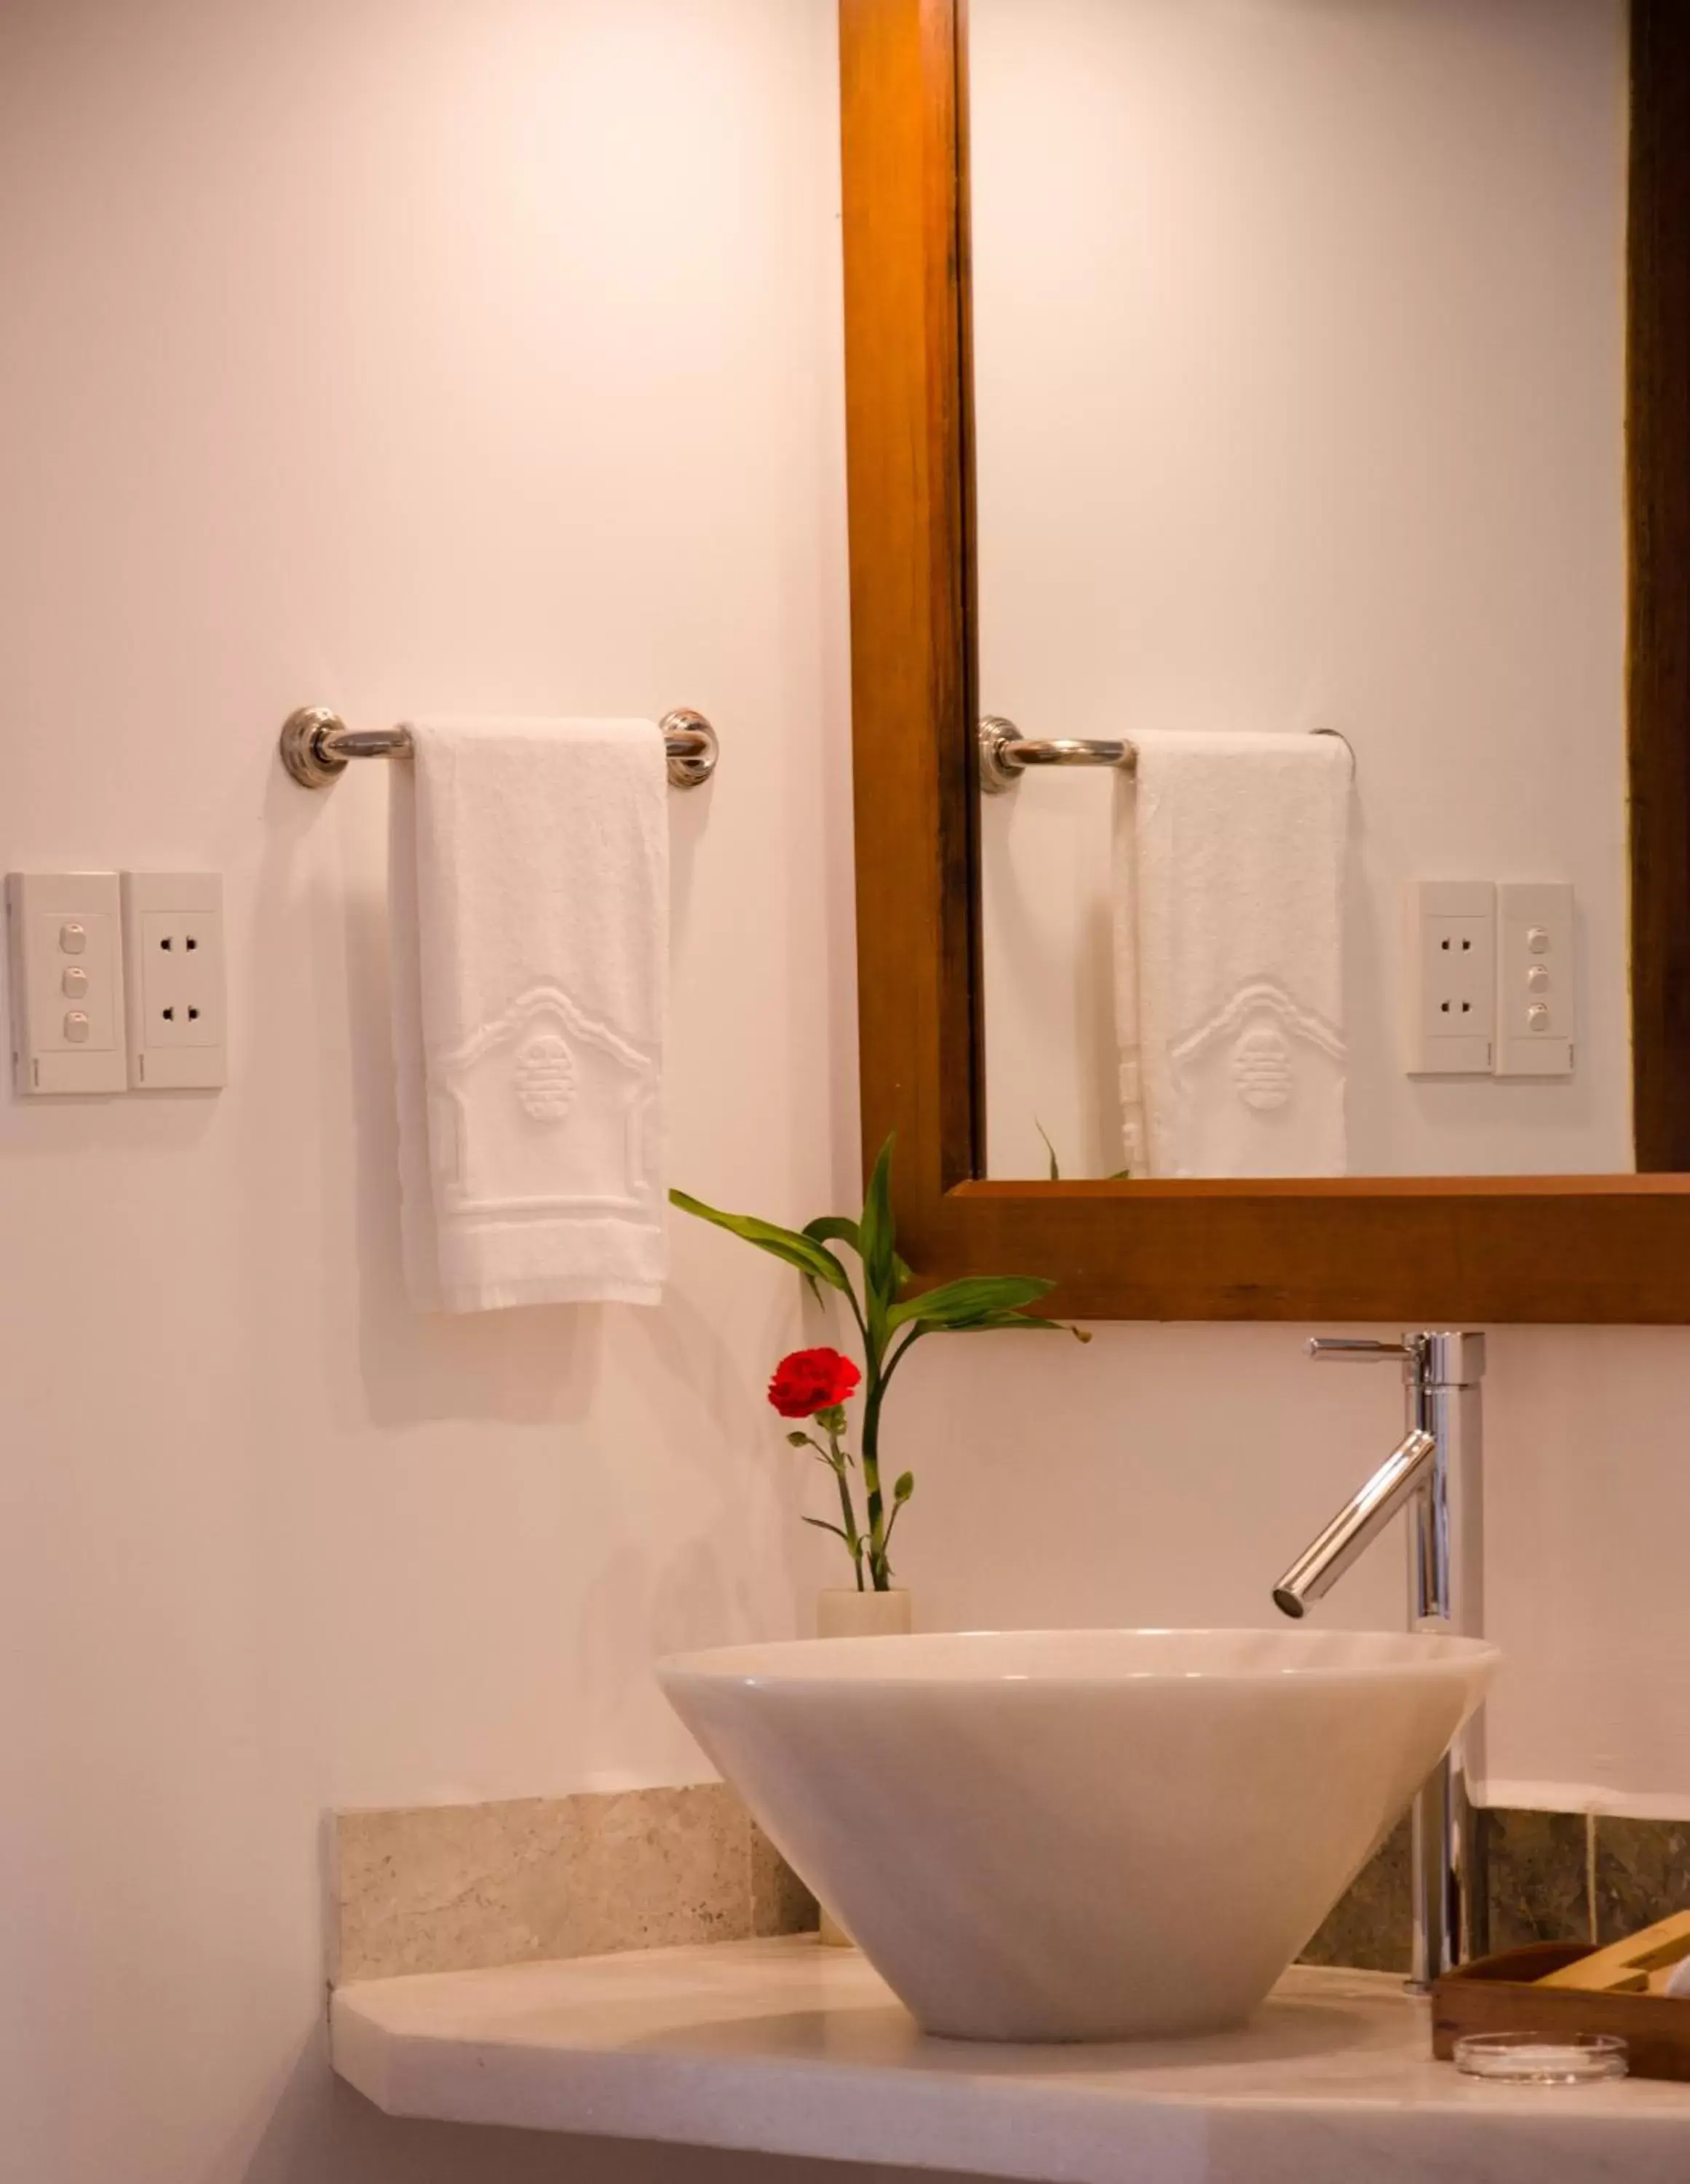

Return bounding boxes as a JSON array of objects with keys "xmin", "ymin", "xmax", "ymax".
[
  {"xmin": 817, "ymin": 1586, "xmax": 914, "ymax": 1641},
  {"xmin": 814, "ymin": 1585, "xmax": 913, "ymax": 1944}
]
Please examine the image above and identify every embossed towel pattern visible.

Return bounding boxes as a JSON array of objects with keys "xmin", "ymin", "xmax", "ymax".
[
  {"xmin": 1112, "ymin": 731, "xmax": 1351, "ymax": 1178},
  {"xmin": 389, "ymin": 718, "xmax": 668, "ymax": 1310}
]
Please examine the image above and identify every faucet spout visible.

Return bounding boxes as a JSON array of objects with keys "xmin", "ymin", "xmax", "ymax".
[{"xmin": 1272, "ymin": 1429, "xmax": 1437, "ymax": 1618}]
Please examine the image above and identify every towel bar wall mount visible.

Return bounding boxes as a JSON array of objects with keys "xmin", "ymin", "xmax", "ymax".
[
  {"xmin": 279, "ymin": 707, "xmax": 720, "ymax": 792},
  {"xmin": 977, "ymin": 716, "xmax": 1354, "ymax": 794}
]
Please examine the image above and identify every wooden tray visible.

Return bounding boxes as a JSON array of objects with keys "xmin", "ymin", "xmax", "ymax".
[{"xmin": 1432, "ymin": 1942, "xmax": 1690, "ymax": 2082}]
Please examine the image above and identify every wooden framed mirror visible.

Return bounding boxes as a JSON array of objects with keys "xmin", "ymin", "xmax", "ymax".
[{"xmin": 840, "ymin": 0, "xmax": 1690, "ymax": 1321}]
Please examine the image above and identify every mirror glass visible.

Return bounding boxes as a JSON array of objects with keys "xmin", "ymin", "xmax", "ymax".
[{"xmin": 970, "ymin": 0, "xmax": 1630, "ymax": 1180}]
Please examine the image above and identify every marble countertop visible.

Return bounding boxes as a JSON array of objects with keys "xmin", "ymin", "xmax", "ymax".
[{"xmin": 332, "ymin": 1936, "xmax": 1690, "ymax": 2183}]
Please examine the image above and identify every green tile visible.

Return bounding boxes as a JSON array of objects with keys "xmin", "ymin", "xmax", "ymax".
[
  {"xmin": 1483, "ymin": 1808, "xmax": 1591, "ymax": 1950},
  {"xmin": 1593, "ymin": 1817, "xmax": 1690, "ymax": 1946},
  {"xmin": 1299, "ymin": 1814, "xmax": 1412, "ymax": 1975}
]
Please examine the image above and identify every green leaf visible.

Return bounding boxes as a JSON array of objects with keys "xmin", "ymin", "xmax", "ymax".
[
  {"xmin": 801, "ymin": 1516, "xmax": 852, "ymax": 1544},
  {"xmin": 669, "ymin": 1190, "xmax": 849, "ymax": 1292},
  {"xmin": 785, "ymin": 1431, "xmax": 813, "ymax": 1449},
  {"xmin": 804, "ymin": 1216, "xmax": 902, "ymax": 1314},
  {"xmin": 893, "ymin": 1471, "xmax": 914, "ymax": 1503},
  {"xmin": 886, "ymin": 1273, "xmax": 1054, "ymax": 1332},
  {"xmin": 857, "ymin": 1134, "xmax": 897, "ymax": 1309},
  {"xmin": 804, "ymin": 1215, "xmax": 861, "ymax": 1254},
  {"xmin": 947, "ymin": 1313, "xmax": 1092, "ymax": 1341},
  {"xmin": 1035, "ymin": 1119, "xmax": 1061, "ymax": 1182}
]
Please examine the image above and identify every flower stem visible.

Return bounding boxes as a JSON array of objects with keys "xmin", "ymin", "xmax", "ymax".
[
  {"xmin": 861, "ymin": 1378, "xmax": 889, "ymax": 1589},
  {"xmin": 825, "ymin": 1416, "xmax": 865, "ymax": 1589}
]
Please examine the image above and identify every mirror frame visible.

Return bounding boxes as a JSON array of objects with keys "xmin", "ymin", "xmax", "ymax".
[{"xmin": 840, "ymin": 0, "xmax": 1690, "ymax": 1322}]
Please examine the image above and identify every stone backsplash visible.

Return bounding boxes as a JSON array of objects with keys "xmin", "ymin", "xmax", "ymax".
[
  {"xmin": 333, "ymin": 1786, "xmax": 1686, "ymax": 1987},
  {"xmin": 331, "ymin": 1783, "xmax": 817, "ymax": 1983},
  {"xmin": 1301, "ymin": 1808, "xmax": 1690, "ymax": 1972}
]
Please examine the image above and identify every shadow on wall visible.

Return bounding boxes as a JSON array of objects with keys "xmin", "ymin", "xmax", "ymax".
[
  {"xmin": 574, "ymin": 1535, "xmax": 766, "ymax": 1756},
  {"xmin": 232, "ymin": 2027, "xmax": 991, "ymax": 2184}
]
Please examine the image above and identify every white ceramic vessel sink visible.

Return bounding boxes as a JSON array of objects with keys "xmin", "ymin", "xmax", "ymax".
[{"xmin": 658, "ymin": 1626, "xmax": 1496, "ymax": 2043}]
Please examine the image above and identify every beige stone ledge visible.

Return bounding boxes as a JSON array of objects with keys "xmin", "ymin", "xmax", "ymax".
[{"xmin": 331, "ymin": 1783, "xmax": 817, "ymax": 1983}]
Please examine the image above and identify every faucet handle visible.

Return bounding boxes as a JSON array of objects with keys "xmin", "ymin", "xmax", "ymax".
[{"xmin": 1306, "ymin": 1337, "xmax": 1412, "ymax": 1363}]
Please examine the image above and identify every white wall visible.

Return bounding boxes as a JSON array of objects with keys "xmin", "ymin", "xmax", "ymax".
[
  {"xmin": 972, "ymin": 0, "xmax": 1631, "ymax": 1180},
  {"xmin": 890, "ymin": 1318, "xmax": 1690, "ymax": 1822},
  {"xmin": 0, "ymin": 4, "xmax": 866, "ymax": 2179},
  {"xmin": 2, "ymin": 7, "xmax": 1687, "ymax": 2184}
]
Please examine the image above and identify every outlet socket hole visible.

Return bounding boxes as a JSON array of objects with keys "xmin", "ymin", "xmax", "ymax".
[
  {"xmin": 162, "ymin": 1007, "xmax": 175, "ymax": 1021},
  {"xmin": 188, "ymin": 1007, "xmax": 200, "ymax": 1021},
  {"xmin": 159, "ymin": 937, "xmax": 172, "ymax": 950},
  {"xmin": 186, "ymin": 936, "xmax": 198, "ymax": 951}
]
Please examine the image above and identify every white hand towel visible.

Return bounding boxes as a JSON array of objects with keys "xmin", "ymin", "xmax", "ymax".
[
  {"xmin": 389, "ymin": 718, "xmax": 668, "ymax": 1312},
  {"xmin": 1113, "ymin": 731, "xmax": 1351, "ymax": 1179}
]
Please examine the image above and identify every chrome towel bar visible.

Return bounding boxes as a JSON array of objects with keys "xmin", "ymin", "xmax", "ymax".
[
  {"xmin": 279, "ymin": 706, "xmax": 720, "ymax": 791},
  {"xmin": 978, "ymin": 716, "xmax": 1353, "ymax": 794}
]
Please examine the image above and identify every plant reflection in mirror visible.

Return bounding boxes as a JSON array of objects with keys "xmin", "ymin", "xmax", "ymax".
[{"xmin": 1035, "ymin": 1117, "xmax": 1131, "ymax": 1183}]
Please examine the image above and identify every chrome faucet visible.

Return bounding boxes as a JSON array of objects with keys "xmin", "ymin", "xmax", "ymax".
[{"xmin": 1272, "ymin": 1332, "xmax": 1488, "ymax": 1990}]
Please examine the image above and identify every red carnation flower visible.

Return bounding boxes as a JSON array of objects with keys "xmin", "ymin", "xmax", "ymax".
[{"xmin": 767, "ymin": 1347, "xmax": 862, "ymax": 1420}]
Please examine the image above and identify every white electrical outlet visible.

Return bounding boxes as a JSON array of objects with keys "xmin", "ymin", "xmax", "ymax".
[
  {"xmin": 5, "ymin": 871, "xmax": 130, "ymax": 1095},
  {"xmin": 1405, "ymin": 881, "xmax": 1495, "ymax": 1075},
  {"xmin": 121, "ymin": 872, "xmax": 226, "ymax": 1089},
  {"xmin": 1496, "ymin": 881, "xmax": 1574, "ymax": 1077}
]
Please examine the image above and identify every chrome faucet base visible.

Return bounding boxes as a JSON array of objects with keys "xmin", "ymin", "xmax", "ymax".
[{"xmin": 1275, "ymin": 1331, "xmax": 1488, "ymax": 1989}]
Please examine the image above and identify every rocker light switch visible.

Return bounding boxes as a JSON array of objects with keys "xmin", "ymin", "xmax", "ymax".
[
  {"xmin": 5, "ymin": 871, "xmax": 129, "ymax": 1095},
  {"xmin": 1496, "ymin": 882, "xmax": 1574, "ymax": 1077}
]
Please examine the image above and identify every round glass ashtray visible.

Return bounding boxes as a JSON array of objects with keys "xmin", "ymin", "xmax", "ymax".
[{"xmin": 1453, "ymin": 2031, "xmax": 1629, "ymax": 2085}]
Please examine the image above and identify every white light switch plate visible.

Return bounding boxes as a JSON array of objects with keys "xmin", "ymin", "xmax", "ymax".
[
  {"xmin": 121, "ymin": 871, "xmax": 227, "ymax": 1089},
  {"xmin": 1404, "ymin": 881, "xmax": 1495, "ymax": 1075},
  {"xmin": 5, "ymin": 871, "xmax": 129, "ymax": 1095},
  {"xmin": 1496, "ymin": 881, "xmax": 1574, "ymax": 1077}
]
